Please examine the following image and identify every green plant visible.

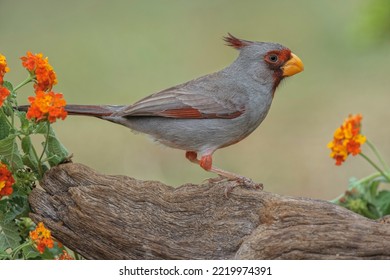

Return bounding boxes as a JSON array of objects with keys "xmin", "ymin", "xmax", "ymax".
[
  {"xmin": 0, "ymin": 51, "xmax": 74, "ymax": 259},
  {"xmin": 328, "ymin": 114, "xmax": 390, "ymax": 219}
]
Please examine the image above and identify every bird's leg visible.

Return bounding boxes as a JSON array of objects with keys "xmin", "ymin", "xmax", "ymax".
[
  {"xmin": 185, "ymin": 151, "xmax": 200, "ymax": 164},
  {"xmin": 185, "ymin": 151, "xmax": 263, "ymax": 190},
  {"xmin": 200, "ymin": 155, "xmax": 263, "ymax": 190}
]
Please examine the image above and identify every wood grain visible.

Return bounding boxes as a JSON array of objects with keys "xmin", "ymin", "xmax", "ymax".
[{"xmin": 29, "ymin": 163, "xmax": 390, "ymax": 259}]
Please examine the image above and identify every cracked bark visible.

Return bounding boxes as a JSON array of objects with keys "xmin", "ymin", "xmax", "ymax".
[{"xmin": 28, "ymin": 163, "xmax": 390, "ymax": 259}]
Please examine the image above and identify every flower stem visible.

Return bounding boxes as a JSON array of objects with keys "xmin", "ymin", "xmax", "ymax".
[
  {"xmin": 13, "ymin": 75, "xmax": 33, "ymax": 92},
  {"xmin": 366, "ymin": 139, "xmax": 390, "ymax": 172},
  {"xmin": 38, "ymin": 122, "xmax": 50, "ymax": 173},
  {"xmin": 359, "ymin": 153, "xmax": 390, "ymax": 182},
  {"xmin": 330, "ymin": 171, "xmax": 386, "ymax": 203},
  {"xmin": 355, "ymin": 172, "xmax": 382, "ymax": 185},
  {"xmin": 32, "ymin": 142, "xmax": 44, "ymax": 179},
  {"xmin": 32, "ymin": 122, "xmax": 50, "ymax": 178}
]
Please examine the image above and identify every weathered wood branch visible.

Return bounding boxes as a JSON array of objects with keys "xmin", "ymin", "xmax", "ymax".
[{"xmin": 29, "ymin": 163, "xmax": 390, "ymax": 259}]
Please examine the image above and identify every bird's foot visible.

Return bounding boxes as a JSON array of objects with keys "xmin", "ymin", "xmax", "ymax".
[
  {"xmin": 234, "ymin": 176, "xmax": 264, "ymax": 190},
  {"xmin": 224, "ymin": 176, "xmax": 263, "ymax": 198},
  {"xmin": 206, "ymin": 175, "xmax": 263, "ymax": 189},
  {"xmin": 204, "ymin": 175, "xmax": 263, "ymax": 198}
]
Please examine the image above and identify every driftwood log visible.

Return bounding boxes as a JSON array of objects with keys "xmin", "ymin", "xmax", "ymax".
[{"xmin": 29, "ymin": 163, "xmax": 390, "ymax": 259}]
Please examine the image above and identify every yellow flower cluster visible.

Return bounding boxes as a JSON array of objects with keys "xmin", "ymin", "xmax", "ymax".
[
  {"xmin": 20, "ymin": 52, "xmax": 67, "ymax": 123},
  {"xmin": 21, "ymin": 51, "xmax": 57, "ymax": 92},
  {"xmin": 29, "ymin": 222, "xmax": 54, "ymax": 253},
  {"xmin": 27, "ymin": 90, "xmax": 67, "ymax": 123},
  {"xmin": 0, "ymin": 162, "xmax": 15, "ymax": 198},
  {"xmin": 327, "ymin": 114, "xmax": 366, "ymax": 165},
  {"xmin": 0, "ymin": 53, "xmax": 10, "ymax": 107}
]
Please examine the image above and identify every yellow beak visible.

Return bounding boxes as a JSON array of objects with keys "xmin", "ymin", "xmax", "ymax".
[{"xmin": 282, "ymin": 53, "xmax": 304, "ymax": 77}]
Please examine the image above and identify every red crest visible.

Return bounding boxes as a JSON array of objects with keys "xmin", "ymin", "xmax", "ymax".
[{"xmin": 223, "ymin": 33, "xmax": 252, "ymax": 49}]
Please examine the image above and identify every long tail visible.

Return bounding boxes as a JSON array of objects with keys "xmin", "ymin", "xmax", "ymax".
[
  {"xmin": 17, "ymin": 104, "xmax": 125, "ymax": 117},
  {"xmin": 65, "ymin": 105, "xmax": 125, "ymax": 117}
]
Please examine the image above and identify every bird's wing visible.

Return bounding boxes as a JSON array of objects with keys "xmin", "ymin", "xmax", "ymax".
[{"xmin": 116, "ymin": 82, "xmax": 246, "ymax": 119}]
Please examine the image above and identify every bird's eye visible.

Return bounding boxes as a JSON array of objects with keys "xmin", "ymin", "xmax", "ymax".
[{"xmin": 268, "ymin": 54, "xmax": 278, "ymax": 63}]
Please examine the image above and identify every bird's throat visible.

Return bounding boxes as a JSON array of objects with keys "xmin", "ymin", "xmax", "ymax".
[{"xmin": 271, "ymin": 72, "xmax": 284, "ymax": 97}]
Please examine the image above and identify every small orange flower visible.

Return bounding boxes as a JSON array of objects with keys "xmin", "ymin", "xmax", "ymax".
[
  {"xmin": 26, "ymin": 90, "xmax": 67, "ymax": 123},
  {"xmin": 29, "ymin": 222, "xmax": 54, "ymax": 254},
  {"xmin": 20, "ymin": 51, "xmax": 57, "ymax": 92},
  {"xmin": 0, "ymin": 86, "xmax": 10, "ymax": 107},
  {"xmin": 56, "ymin": 250, "xmax": 74, "ymax": 260},
  {"xmin": 0, "ymin": 53, "xmax": 10, "ymax": 85},
  {"xmin": 327, "ymin": 114, "xmax": 366, "ymax": 165},
  {"xmin": 0, "ymin": 163, "xmax": 15, "ymax": 198}
]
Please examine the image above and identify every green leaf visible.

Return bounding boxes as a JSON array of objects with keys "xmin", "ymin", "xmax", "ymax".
[
  {"xmin": 0, "ymin": 217, "xmax": 21, "ymax": 251},
  {"xmin": 368, "ymin": 180, "xmax": 381, "ymax": 202},
  {"xmin": 47, "ymin": 134, "xmax": 68, "ymax": 157},
  {"xmin": 45, "ymin": 128, "xmax": 69, "ymax": 167},
  {"xmin": 0, "ymin": 200, "xmax": 8, "ymax": 214},
  {"xmin": 0, "ymin": 110, "xmax": 11, "ymax": 140},
  {"xmin": 41, "ymin": 243, "xmax": 64, "ymax": 260},
  {"xmin": 21, "ymin": 135, "xmax": 33, "ymax": 154},
  {"xmin": 346, "ymin": 198, "xmax": 380, "ymax": 219},
  {"xmin": 348, "ymin": 176, "xmax": 382, "ymax": 205},
  {"xmin": 35, "ymin": 122, "xmax": 49, "ymax": 134},
  {"xmin": 21, "ymin": 136, "xmax": 39, "ymax": 172},
  {"xmin": 2, "ymin": 195, "xmax": 30, "ymax": 223},
  {"xmin": 338, "ymin": 178, "xmax": 383, "ymax": 219},
  {"xmin": 376, "ymin": 190, "xmax": 390, "ymax": 216},
  {"xmin": 15, "ymin": 217, "xmax": 35, "ymax": 240},
  {"xmin": 2, "ymin": 81, "xmax": 13, "ymax": 92},
  {"xmin": 0, "ymin": 134, "xmax": 24, "ymax": 169},
  {"xmin": 21, "ymin": 244, "xmax": 41, "ymax": 259},
  {"xmin": 15, "ymin": 111, "xmax": 30, "ymax": 134}
]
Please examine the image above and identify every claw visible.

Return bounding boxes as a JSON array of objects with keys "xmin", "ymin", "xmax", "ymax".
[
  {"xmin": 235, "ymin": 176, "xmax": 264, "ymax": 190},
  {"xmin": 223, "ymin": 176, "xmax": 263, "ymax": 198},
  {"xmin": 204, "ymin": 174, "xmax": 263, "ymax": 198},
  {"xmin": 224, "ymin": 183, "xmax": 236, "ymax": 198}
]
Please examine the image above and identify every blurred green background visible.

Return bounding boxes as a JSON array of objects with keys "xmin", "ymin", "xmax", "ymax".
[{"xmin": 1, "ymin": 0, "xmax": 389, "ymax": 199}]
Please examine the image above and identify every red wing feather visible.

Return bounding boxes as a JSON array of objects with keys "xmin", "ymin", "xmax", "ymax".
[
  {"xmin": 160, "ymin": 107, "xmax": 243, "ymax": 119},
  {"xmin": 160, "ymin": 107, "xmax": 202, "ymax": 118}
]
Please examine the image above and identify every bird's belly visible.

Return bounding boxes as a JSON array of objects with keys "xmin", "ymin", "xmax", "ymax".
[{"xmin": 120, "ymin": 116, "xmax": 259, "ymax": 154}]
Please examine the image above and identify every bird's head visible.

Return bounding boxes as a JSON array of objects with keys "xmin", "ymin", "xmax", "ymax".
[{"xmin": 224, "ymin": 33, "xmax": 304, "ymax": 92}]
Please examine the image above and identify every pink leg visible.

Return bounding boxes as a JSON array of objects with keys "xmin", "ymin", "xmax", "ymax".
[
  {"xmin": 199, "ymin": 154, "xmax": 242, "ymax": 179},
  {"xmin": 185, "ymin": 151, "xmax": 199, "ymax": 164}
]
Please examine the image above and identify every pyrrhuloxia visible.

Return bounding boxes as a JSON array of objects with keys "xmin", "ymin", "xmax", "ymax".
[{"xmin": 52, "ymin": 34, "xmax": 304, "ymax": 184}]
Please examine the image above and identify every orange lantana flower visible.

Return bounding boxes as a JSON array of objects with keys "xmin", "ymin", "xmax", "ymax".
[
  {"xmin": 0, "ymin": 163, "xmax": 15, "ymax": 198},
  {"xmin": 0, "ymin": 86, "xmax": 10, "ymax": 107},
  {"xmin": 0, "ymin": 53, "xmax": 9, "ymax": 85},
  {"xmin": 56, "ymin": 250, "xmax": 74, "ymax": 260},
  {"xmin": 0, "ymin": 53, "xmax": 10, "ymax": 106},
  {"xmin": 29, "ymin": 222, "xmax": 54, "ymax": 253},
  {"xmin": 26, "ymin": 91, "xmax": 67, "ymax": 123},
  {"xmin": 20, "ymin": 51, "xmax": 57, "ymax": 92},
  {"xmin": 0, "ymin": 53, "xmax": 10, "ymax": 85},
  {"xmin": 327, "ymin": 114, "xmax": 366, "ymax": 165}
]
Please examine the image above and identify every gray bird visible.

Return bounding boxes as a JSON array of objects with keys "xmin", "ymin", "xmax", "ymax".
[{"xmin": 64, "ymin": 34, "xmax": 304, "ymax": 184}]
